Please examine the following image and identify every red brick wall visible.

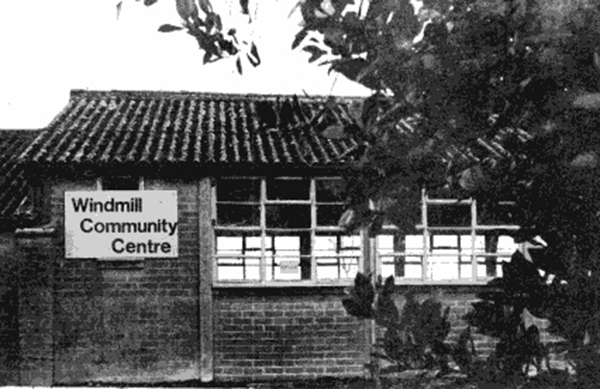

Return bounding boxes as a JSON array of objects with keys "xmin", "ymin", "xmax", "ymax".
[
  {"xmin": 48, "ymin": 178, "xmax": 201, "ymax": 384},
  {"xmin": 213, "ymin": 288, "xmax": 368, "ymax": 381}
]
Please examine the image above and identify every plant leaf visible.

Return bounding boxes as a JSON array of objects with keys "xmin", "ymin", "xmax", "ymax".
[
  {"xmin": 175, "ymin": 0, "xmax": 198, "ymax": 20},
  {"xmin": 198, "ymin": 0, "xmax": 213, "ymax": 15},
  {"xmin": 247, "ymin": 42, "xmax": 261, "ymax": 66},
  {"xmin": 573, "ymin": 92, "xmax": 600, "ymax": 109},
  {"xmin": 239, "ymin": 0, "xmax": 249, "ymax": 14},
  {"xmin": 158, "ymin": 24, "xmax": 184, "ymax": 33},
  {"xmin": 236, "ymin": 57, "xmax": 243, "ymax": 74},
  {"xmin": 203, "ymin": 50, "xmax": 212, "ymax": 64},
  {"xmin": 292, "ymin": 28, "xmax": 309, "ymax": 50},
  {"xmin": 322, "ymin": 124, "xmax": 348, "ymax": 139},
  {"xmin": 303, "ymin": 45, "xmax": 327, "ymax": 63}
]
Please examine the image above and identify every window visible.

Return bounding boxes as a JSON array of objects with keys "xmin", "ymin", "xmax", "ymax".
[
  {"xmin": 214, "ymin": 177, "xmax": 360, "ymax": 283},
  {"xmin": 99, "ymin": 176, "xmax": 143, "ymax": 191},
  {"xmin": 377, "ymin": 190, "xmax": 520, "ymax": 283}
]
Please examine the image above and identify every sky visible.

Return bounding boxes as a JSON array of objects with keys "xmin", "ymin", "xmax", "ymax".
[{"xmin": 0, "ymin": 0, "xmax": 371, "ymax": 129}]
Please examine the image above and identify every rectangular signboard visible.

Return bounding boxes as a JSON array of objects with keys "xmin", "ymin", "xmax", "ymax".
[{"xmin": 65, "ymin": 190, "xmax": 178, "ymax": 258}]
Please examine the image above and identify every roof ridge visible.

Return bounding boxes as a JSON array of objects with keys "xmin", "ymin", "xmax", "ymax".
[{"xmin": 69, "ymin": 89, "xmax": 368, "ymax": 102}]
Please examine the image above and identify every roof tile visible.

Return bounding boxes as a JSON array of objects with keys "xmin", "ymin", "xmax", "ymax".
[
  {"xmin": 21, "ymin": 90, "xmax": 361, "ymax": 169},
  {"xmin": 0, "ymin": 130, "xmax": 41, "ymax": 222}
]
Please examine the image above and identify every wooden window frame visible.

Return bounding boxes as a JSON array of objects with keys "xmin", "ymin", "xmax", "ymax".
[
  {"xmin": 376, "ymin": 189, "xmax": 521, "ymax": 285},
  {"xmin": 213, "ymin": 176, "xmax": 362, "ymax": 286}
]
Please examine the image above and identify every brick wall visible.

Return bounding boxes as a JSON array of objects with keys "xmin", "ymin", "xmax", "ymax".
[
  {"xmin": 0, "ymin": 233, "xmax": 20, "ymax": 385},
  {"xmin": 212, "ymin": 285, "xmax": 568, "ymax": 382},
  {"xmin": 387, "ymin": 287, "xmax": 499, "ymax": 354},
  {"xmin": 48, "ymin": 178, "xmax": 201, "ymax": 384},
  {"xmin": 8, "ymin": 175, "xmax": 568, "ymax": 385},
  {"xmin": 213, "ymin": 287, "xmax": 367, "ymax": 381}
]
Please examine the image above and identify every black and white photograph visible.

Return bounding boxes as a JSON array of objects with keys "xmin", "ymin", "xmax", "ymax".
[{"xmin": 1, "ymin": 0, "xmax": 599, "ymax": 388}]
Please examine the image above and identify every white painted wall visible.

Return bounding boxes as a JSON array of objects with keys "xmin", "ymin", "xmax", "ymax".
[{"xmin": 0, "ymin": 0, "xmax": 371, "ymax": 129}]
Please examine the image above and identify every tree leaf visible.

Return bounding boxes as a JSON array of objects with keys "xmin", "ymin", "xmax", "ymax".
[
  {"xmin": 292, "ymin": 28, "xmax": 309, "ymax": 50},
  {"xmin": 322, "ymin": 124, "xmax": 348, "ymax": 139},
  {"xmin": 203, "ymin": 50, "xmax": 212, "ymax": 64},
  {"xmin": 198, "ymin": 0, "xmax": 213, "ymax": 15},
  {"xmin": 303, "ymin": 45, "xmax": 327, "ymax": 63},
  {"xmin": 236, "ymin": 57, "xmax": 243, "ymax": 74},
  {"xmin": 175, "ymin": 0, "xmax": 198, "ymax": 20},
  {"xmin": 573, "ymin": 93, "xmax": 600, "ymax": 109},
  {"xmin": 329, "ymin": 58, "xmax": 370, "ymax": 82},
  {"xmin": 158, "ymin": 24, "xmax": 184, "ymax": 33},
  {"xmin": 239, "ymin": 0, "xmax": 249, "ymax": 14},
  {"xmin": 247, "ymin": 42, "xmax": 261, "ymax": 66}
]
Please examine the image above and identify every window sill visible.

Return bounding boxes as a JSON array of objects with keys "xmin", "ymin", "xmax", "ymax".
[
  {"xmin": 213, "ymin": 280, "xmax": 353, "ymax": 288},
  {"xmin": 212, "ymin": 278, "xmax": 493, "ymax": 288}
]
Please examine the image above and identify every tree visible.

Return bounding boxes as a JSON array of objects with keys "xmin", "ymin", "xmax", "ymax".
[{"xmin": 134, "ymin": 0, "xmax": 600, "ymax": 383}]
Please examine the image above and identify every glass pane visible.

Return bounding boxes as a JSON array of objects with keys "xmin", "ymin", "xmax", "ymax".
[
  {"xmin": 459, "ymin": 235, "xmax": 485, "ymax": 252},
  {"xmin": 266, "ymin": 204, "xmax": 310, "ymax": 228},
  {"xmin": 266, "ymin": 234, "xmax": 311, "ymax": 280},
  {"xmin": 316, "ymin": 178, "xmax": 345, "ymax": 202},
  {"xmin": 215, "ymin": 235, "xmax": 261, "ymax": 281},
  {"xmin": 315, "ymin": 233, "xmax": 360, "ymax": 280},
  {"xmin": 428, "ymin": 257, "xmax": 459, "ymax": 280},
  {"xmin": 267, "ymin": 178, "xmax": 309, "ymax": 200},
  {"xmin": 428, "ymin": 204, "xmax": 471, "ymax": 227},
  {"xmin": 317, "ymin": 204, "xmax": 345, "ymax": 226},
  {"xmin": 477, "ymin": 201, "xmax": 516, "ymax": 225},
  {"xmin": 217, "ymin": 178, "xmax": 260, "ymax": 202},
  {"xmin": 217, "ymin": 204, "xmax": 260, "ymax": 226},
  {"xmin": 380, "ymin": 255, "xmax": 422, "ymax": 279}
]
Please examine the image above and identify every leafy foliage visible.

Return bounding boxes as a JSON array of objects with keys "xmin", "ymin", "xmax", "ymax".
[
  {"xmin": 128, "ymin": 0, "xmax": 260, "ymax": 72},
  {"xmin": 343, "ymin": 273, "xmax": 476, "ymax": 376}
]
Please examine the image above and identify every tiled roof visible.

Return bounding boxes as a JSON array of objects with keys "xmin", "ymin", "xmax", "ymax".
[
  {"xmin": 21, "ymin": 90, "xmax": 362, "ymax": 171},
  {"xmin": 20, "ymin": 90, "xmax": 532, "ymax": 178},
  {"xmin": 0, "ymin": 130, "xmax": 40, "ymax": 223}
]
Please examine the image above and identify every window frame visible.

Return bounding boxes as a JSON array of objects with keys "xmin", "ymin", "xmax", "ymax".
[
  {"xmin": 97, "ymin": 176, "xmax": 144, "ymax": 191},
  {"xmin": 376, "ymin": 189, "xmax": 521, "ymax": 285},
  {"xmin": 212, "ymin": 176, "xmax": 363, "ymax": 286},
  {"xmin": 212, "ymin": 179, "xmax": 523, "ymax": 287}
]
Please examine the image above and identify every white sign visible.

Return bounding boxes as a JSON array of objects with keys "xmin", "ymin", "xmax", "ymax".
[
  {"xmin": 279, "ymin": 260, "xmax": 300, "ymax": 274},
  {"xmin": 65, "ymin": 190, "xmax": 178, "ymax": 258}
]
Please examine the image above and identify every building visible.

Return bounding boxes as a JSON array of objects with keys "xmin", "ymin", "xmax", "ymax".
[{"xmin": 1, "ymin": 89, "xmax": 533, "ymax": 385}]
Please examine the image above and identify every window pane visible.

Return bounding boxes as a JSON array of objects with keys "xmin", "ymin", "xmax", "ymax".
[
  {"xmin": 377, "ymin": 233, "xmax": 423, "ymax": 279},
  {"xmin": 380, "ymin": 255, "xmax": 422, "ymax": 279},
  {"xmin": 266, "ymin": 204, "xmax": 310, "ymax": 228},
  {"xmin": 215, "ymin": 234, "xmax": 261, "ymax": 281},
  {"xmin": 102, "ymin": 176, "xmax": 139, "ymax": 190},
  {"xmin": 265, "ymin": 235, "xmax": 310, "ymax": 281},
  {"xmin": 217, "ymin": 179, "xmax": 260, "ymax": 202},
  {"xmin": 217, "ymin": 204, "xmax": 260, "ymax": 226},
  {"xmin": 315, "ymin": 233, "xmax": 360, "ymax": 280},
  {"xmin": 267, "ymin": 178, "xmax": 309, "ymax": 200},
  {"xmin": 428, "ymin": 204, "xmax": 471, "ymax": 227},
  {"xmin": 316, "ymin": 178, "xmax": 345, "ymax": 202},
  {"xmin": 317, "ymin": 204, "xmax": 345, "ymax": 226}
]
